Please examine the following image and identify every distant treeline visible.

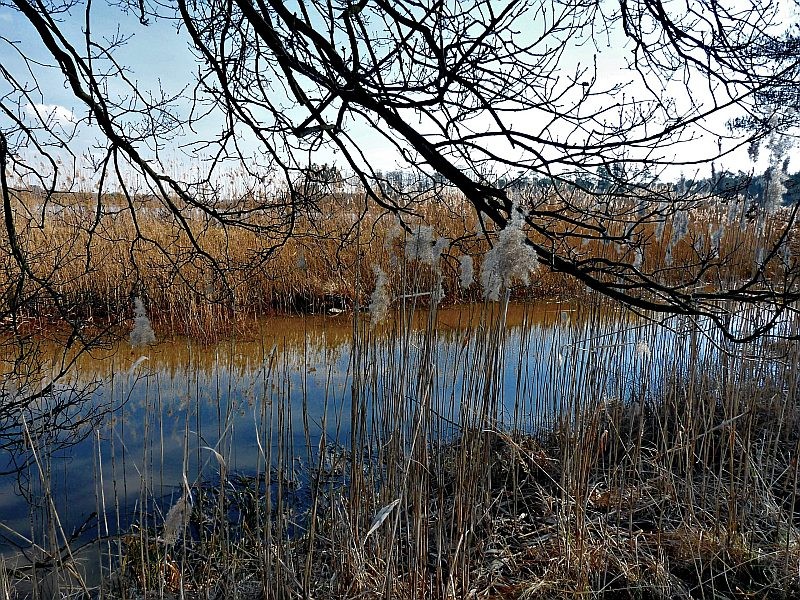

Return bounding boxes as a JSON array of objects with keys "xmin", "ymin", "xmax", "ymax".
[
  {"xmin": 369, "ymin": 165, "xmax": 800, "ymax": 206},
  {"xmin": 660, "ymin": 169, "xmax": 800, "ymax": 204},
  {"xmin": 21, "ymin": 163, "xmax": 800, "ymax": 207},
  {"xmin": 547, "ymin": 167, "xmax": 799, "ymax": 204}
]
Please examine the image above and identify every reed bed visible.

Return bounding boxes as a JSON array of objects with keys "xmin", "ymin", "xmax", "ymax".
[
  {"xmin": 4, "ymin": 296, "xmax": 798, "ymax": 599},
  {"xmin": 2, "ymin": 185, "xmax": 798, "ymax": 599},
  {"xmin": 2, "ymin": 185, "xmax": 789, "ymax": 339}
]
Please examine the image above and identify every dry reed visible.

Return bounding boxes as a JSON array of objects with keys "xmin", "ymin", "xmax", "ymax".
[{"xmin": 2, "ymin": 185, "xmax": 798, "ymax": 599}]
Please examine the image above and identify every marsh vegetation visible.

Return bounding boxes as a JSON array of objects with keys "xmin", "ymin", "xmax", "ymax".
[
  {"xmin": 2, "ymin": 1, "xmax": 800, "ymax": 595},
  {"xmin": 2, "ymin": 283, "xmax": 799, "ymax": 598}
]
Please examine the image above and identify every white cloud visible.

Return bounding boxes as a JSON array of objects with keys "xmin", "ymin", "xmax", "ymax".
[{"xmin": 25, "ymin": 103, "xmax": 77, "ymax": 125}]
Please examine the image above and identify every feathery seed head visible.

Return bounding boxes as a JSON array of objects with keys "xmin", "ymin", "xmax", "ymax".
[
  {"xmin": 368, "ymin": 266, "xmax": 390, "ymax": 327},
  {"xmin": 162, "ymin": 492, "xmax": 192, "ymax": 546},
  {"xmin": 405, "ymin": 224, "xmax": 448, "ymax": 266},
  {"xmin": 480, "ymin": 209, "xmax": 539, "ymax": 301},
  {"xmin": 130, "ymin": 297, "xmax": 156, "ymax": 347},
  {"xmin": 709, "ymin": 223, "xmax": 723, "ymax": 255},
  {"xmin": 459, "ymin": 255, "xmax": 474, "ymax": 289},
  {"xmin": 633, "ymin": 248, "xmax": 643, "ymax": 270},
  {"xmin": 405, "ymin": 224, "xmax": 435, "ymax": 263},
  {"xmin": 384, "ymin": 214, "xmax": 404, "ymax": 250}
]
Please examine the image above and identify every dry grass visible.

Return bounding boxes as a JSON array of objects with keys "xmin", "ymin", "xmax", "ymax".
[
  {"xmin": 2, "ymin": 184, "xmax": 799, "ymax": 599},
  {"xmin": 3, "ymin": 185, "xmax": 791, "ymax": 340},
  {"xmin": 95, "ymin": 395, "xmax": 800, "ymax": 598},
  {"xmin": 52, "ymin": 301, "xmax": 792, "ymax": 600}
]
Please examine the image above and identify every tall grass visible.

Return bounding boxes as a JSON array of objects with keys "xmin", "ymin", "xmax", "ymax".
[
  {"xmin": 4, "ymin": 295, "xmax": 799, "ymax": 598},
  {"xmin": 2, "ymin": 185, "xmax": 799, "ymax": 598},
  {"xmin": 5, "ymin": 185, "xmax": 791, "ymax": 339}
]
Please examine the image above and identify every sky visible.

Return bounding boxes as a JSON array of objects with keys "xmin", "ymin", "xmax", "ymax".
[{"xmin": 0, "ymin": 0, "xmax": 797, "ymax": 190}]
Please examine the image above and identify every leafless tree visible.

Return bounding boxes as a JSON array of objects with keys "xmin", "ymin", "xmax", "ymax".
[{"xmin": 0, "ymin": 0, "xmax": 799, "ymax": 360}]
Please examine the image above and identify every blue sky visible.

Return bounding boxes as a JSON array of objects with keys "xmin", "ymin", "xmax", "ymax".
[{"xmin": 0, "ymin": 0, "xmax": 796, "ymax": 189}]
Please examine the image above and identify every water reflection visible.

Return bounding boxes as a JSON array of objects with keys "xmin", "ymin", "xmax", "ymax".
[{"xmin": 0, "ymin": 301, "xmax": 665, "ymax": 566}]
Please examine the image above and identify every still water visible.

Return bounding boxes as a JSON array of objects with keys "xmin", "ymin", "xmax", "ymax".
[{"xmin": 0, "ymin": 301, "xmax": 663, "ymax": 567}]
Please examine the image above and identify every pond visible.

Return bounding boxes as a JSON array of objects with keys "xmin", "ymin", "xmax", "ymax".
[{"xmin": 0, "ymin": 300, "xmax": 690, "ymax": 583}]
